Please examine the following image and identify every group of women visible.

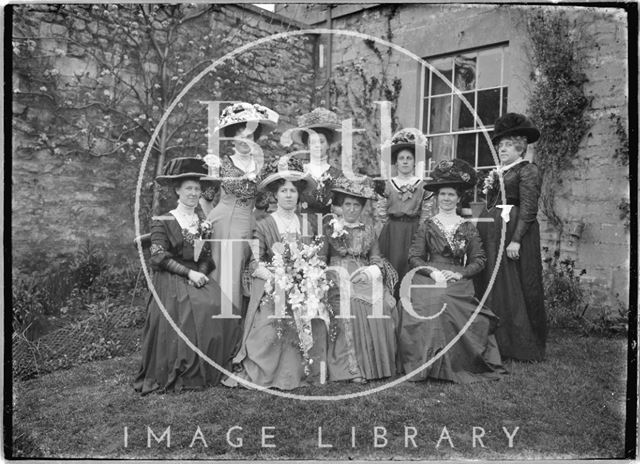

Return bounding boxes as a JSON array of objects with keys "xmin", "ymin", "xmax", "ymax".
[{"xmin": 133, "ymin": 103, "xmax": 547, "ymax": 394}]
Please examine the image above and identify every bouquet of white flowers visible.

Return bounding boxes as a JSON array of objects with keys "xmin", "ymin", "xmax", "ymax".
[{"xmin": 263, "ymin": 237, "xmax": 334, "ymax": 374}]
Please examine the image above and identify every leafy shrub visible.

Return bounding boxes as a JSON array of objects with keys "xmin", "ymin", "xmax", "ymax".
[
  {"xmin": 72, "ymin": 240, "xmax": 107, "ymax": 290},
  {"xmin": 12, "ymin": 275, "xmax": 46, "ymax": 337},
  {"xmin": 543, "ymin": 249, "xmax": 588, "ymax": 329}
]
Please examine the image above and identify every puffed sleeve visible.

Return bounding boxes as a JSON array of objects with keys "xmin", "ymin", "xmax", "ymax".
[
  {"xmin": 248, "ymin": 219, "xmax": 268, "ymax": 273},
  {"xmin": 367, "ymin": 230, "xmax": 384, "ymax": 268},
  {"xmin": 149, "ymin": 219, "xmax": 190, "ymax": 277},
  {"xmin": 419, "ymin": 190, "xmax": 436, "ymax": 224},
  {"xmin": 407, "ymin": 221, "xmax": 431, "ymax": 274},
  {"xmin": 512, "ymin": 163, "xmax": 541, "ymax": 243},
  {"xmin": 460, "ymin": 223, "xmax": 486, "ymax": 278}
]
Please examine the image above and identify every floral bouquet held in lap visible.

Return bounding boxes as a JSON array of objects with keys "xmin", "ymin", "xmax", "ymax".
[{"xmin": 262, "ymin": 237, "xmax": 335, "ymax": 375}]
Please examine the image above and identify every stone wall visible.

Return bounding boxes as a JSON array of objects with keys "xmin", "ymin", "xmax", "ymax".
[
  {"xmin": 11, "ymin": 4, "xmax": 315, "ymax": 271},
  {"xmin": 281, "ymin": 4, "xmax": 630, "ymax": 309}
]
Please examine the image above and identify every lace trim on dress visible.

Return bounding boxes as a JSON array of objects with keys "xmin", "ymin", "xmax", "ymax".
[
  {"xmin": 432, "ymin": 216, "xmax": 467, "ymax": 259},
  {"xmin": 150, "ymin": 243, "xmax": 165, "ymax": 256}
]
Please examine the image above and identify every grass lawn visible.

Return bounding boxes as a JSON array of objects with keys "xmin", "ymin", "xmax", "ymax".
[{"xmin": 11, "ymin": 329, "xmax": 629, "ymax": 460}]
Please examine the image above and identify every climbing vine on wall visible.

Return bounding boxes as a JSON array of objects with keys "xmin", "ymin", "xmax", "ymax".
[
  {"xmin": 328, "ymin": 6, "xmax": 402, "ymax": 176},
  {"xmin": 526, "ymin": 9, "xmax": 592, "ymax": 228}
]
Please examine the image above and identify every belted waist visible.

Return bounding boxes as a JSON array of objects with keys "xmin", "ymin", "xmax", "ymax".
[{"xmin": 389, "ymin": 215, "xmax": 419, "ymax": 222}]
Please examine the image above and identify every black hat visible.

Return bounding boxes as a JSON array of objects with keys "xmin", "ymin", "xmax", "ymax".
[
  {"xmin": 491, "ymin": 113, "xmax": 540, "ymax": 145},
  {"xmin": 155, "ymin": 157, "xmax": 209, "ymax": 186},
  {"xmin": 424, "ymin": 159, "xmax": 477, "ymax": 192}
]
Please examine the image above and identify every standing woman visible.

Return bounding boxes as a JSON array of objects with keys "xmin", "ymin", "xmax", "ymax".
[
  {"xmin": 323, "ymin": 175, "xmax": 398, "ymax": 381},
  {"xmin": 207, "ymin": 102, "xmax": 278, "ymax": 316},
  {"xmin": 378, "ymin": 128, "xmax": 435, "ymax": 286},
  {"xmin": 474, "ymin": 113, "xmax": 547, "ymax": 362},
  {"xmin": 290, "ymin": 107, "xmax": 343, "ymax": 237},
  {"xmin": 225, "ymin": 159, "xmax": 316, "ymax": 390},
  {"xmin": 399, "ymin": 159, "xmax": 505, "ymax": 383},
  {"xmin": 134, "ymin": 158, "xmax": 242, "ymax": 394}
]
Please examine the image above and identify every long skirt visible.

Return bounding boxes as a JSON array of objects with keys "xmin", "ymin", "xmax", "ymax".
[
  {"xmin": 474, "ymin": 205, "xmax": 547, "ymax": 361},
  {"xmin": 378, "ymin": 217, "xmax": 420, "ymax": 286},
  {"xmin": 400, "ymin": 271, "xmax": 506, "ymax": 383},
  {"xmin": 328, "ymin": 257, "xmax": 397, "ymax": 380},
  {"xmin": 207, "ymin": 192, "xmax": 255, "ymax": 317},
  {"xmin": 134, "ymin": 271, "xmax": 242, "ymax": 394},
  {"xmin": 230, "ymin": 279, "xmax": 307, "ymax": 390}
]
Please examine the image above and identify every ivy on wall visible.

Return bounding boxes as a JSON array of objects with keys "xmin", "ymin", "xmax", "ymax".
[
  {"xmin": 526, "ymin": 9, "xmax": 592, "ymax": 229},
  {"xmin": 328, "ymin": 5, "xmax": 402, "ymax": 176}
]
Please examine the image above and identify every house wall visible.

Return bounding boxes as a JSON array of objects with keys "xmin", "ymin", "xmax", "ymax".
[{"xmin": 280, "ymin": 3, "xmax": 631, "ymax": 309}]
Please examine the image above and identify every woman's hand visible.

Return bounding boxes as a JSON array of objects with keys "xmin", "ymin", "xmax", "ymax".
[
  {"xmin": 188, "ymin": 270, "xmax": 209, "ymax": 288},
  {"xmin": 252, "ymin": 265, "xmax": 272, "ymax": 281},
  {"xmin": 441, "ymin": 270, "xmax": 463, "ymax": 282},
  {"xmin": 506, "ymin": 241, "xmax": 521, "ymax": 260}
]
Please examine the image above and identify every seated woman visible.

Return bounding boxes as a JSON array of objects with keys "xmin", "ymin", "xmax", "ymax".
[
  {"xmin": 225, "ymin": 158, "xmax": 321, "ymax": 390},
  {"xmin": 134, "ymin": 157, "xmax": 242, "ymax": 394},
  {"xmin": 322, "ymin": 175, "xmax": 398, "ymax": 381},
  {"xmin": 398, "ymin": 159, "xmax": 506, "ymax": 383}
]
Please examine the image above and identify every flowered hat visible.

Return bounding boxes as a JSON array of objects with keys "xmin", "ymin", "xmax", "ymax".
[
  {"xmin": 291, "ymin": 107, "xmax": 341, "ymax": 146},
  {"xmin": 331, "ymin": 175, "xmax": 377, "ymax": 200},
  {"xmin": 491, "ymin": 112, "xmax": 540, "ymax": 145},
  {"xmin": 257, "ymin": 156, "xmax": 316, "ymax": 192},
  {"xmin": 217, "ymin": 102, "xmax": 279, "ymax": 138},
  {"xmin": 424, "ymin": 159, "xmax": 477, "ymax": 192},
  {"xmin": 382, "ymin": 128, "xmax": 431, "ymax": 163},
  {"xmin": 155, "ymin": 157, "xmax": 215, "ymax": 187}
]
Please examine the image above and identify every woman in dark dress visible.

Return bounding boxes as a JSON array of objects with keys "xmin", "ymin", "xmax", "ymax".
[
  {"xmin": 474, "ymin": 113, "xmax": 547, "ymax": 361},
  {"xmin": 290, "ymin": 107, "xmax": 343, "ymax": 237},
  {"xmin": 377, "ymin": 128, "xmax": 435, "ymax": 287},
  {"xmin": 134, "ymin": 157, "xmax": 242, "ymax": 394},
  {"xmin": 399, "ymin": 159, "xmax": 506, "ymax": 383}
]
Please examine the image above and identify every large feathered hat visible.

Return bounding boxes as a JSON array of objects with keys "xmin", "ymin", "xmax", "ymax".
[
  {"xmin": 491, "ymin": 112, "xmax": 540, "ymax": 145},
  {"xmin": 331, "ymin": 175, "xmax": 377, "ymax": 200},
  {"xmin": 217, "ymin": 102, "xmax": 279, "ymax": 138},
  {"xmin": 424, "ymin": 159, "xmax": 477, "ymax": 192},
  {"xmin": 382, "ymin": 128, "xmax": 431, "ymax": 163},
  {"xmin": 291, "ymin": 107, "xmax": 341, "ymax": 146},
  {"xmin": 257, "ymin": 156, "xmax": 316, "ymax": 192},
  {"xmin": 155, "ymin": 157, "xmax": 217, "ymax": 187}
]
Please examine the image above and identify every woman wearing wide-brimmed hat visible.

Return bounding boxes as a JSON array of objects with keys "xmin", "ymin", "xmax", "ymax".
[
  {"xmin": 207, "ymin": 102, "xmax": 279, "ymax": 317},
  {"xmin": 473, "ymin": 113, "xmax": 547, "ymax": 362},
  {"xmin": 223, "ymin": 158, "xmax": 322, "ymax": 390},
  {"xmin": 321, "ymin": 175, "xmax": 399, "ymax": 381},
  {"xmin": 290, "ymin": 107, "xmax": 343, "ymax": 236},
  {"xmin": 134, "ymin": 157, "xmax": 242, "ymax": 394},
  {"xmin": 377, "ymin": 128, "xmax": 435, "ymax": 288},
  {"xmin": 399, "ymin": 159, "xmax": 506, "ymax": 383}
]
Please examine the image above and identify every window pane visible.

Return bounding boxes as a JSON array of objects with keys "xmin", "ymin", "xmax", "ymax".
[
  {"xmin": 452, "ymin": 91, "xmax": 475, "ymax": 131},
  {"xmin": 501, "ymin": 48, "xmax": 509, "ymax": 86},
  {"xmin": 421, "ymin": 100, "xmax": 430, "ymax": 134},
  {"xmin": 455, "ymin": 132, "xmax": 476, "ymax": 166},
  {"xmin": 477, "ymin": 88, "xmax": 501, "ymax": 127},
  {"xmin": 429, "ymin": 95, "xmax": 451, "ymax": 134},
  {"xmin": 501, "ymin": 87, "xmax": 508, "ymax": 116},
  {"xmin": 454, "ymin": 53, "xmax": 476, "ymax": 91},
  {"xmin": 477, "ymin": 48, "xmax": 502, "ymax": 89},
  {"xmin": 429, "ymin": 57, "xmax": 453, "ymax": 96},
  {"xmin": 478, "ymin": 133, "xmax": 497, "ymax": 167},
  {"xmin": 423, "ymin": 67, "xmax": 431, "ymax": 96},
  {"xmin": 429, "ymin": 135, "xmax": 455, "ymax": 165}
]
